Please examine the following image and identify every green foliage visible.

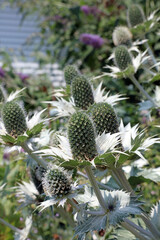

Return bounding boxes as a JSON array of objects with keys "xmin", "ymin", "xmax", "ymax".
[
  {"xmin": 2, "ymin": 101, "xmax": 27, "ymax": 138},
  {"xmin": 68, "ymin": 112, "xmax": 97, "ymax": 161},
  {"xmin": 114, "ymin": 45, "xmax": 132, "ymax": 71},
  {"xmin": 127, "ymin": 4, "xmax": 145, "ymax": 27},
  {"xmin": 88, "ymin": 102, "xmax": 119, "ymax": 135},
  {"xmin": 71, "ymin": 76, "xmax": 94, "ymax": 110}
]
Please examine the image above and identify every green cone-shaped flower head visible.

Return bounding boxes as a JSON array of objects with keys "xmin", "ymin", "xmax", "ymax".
[
  {"xmin": 112, "ymin": 26, "xmax": 132, "ymax": 47},
  {"xmin": 71, "ymin": 76, "xmax": 94, "ymax": 110},
  {"xmin": 127, "ymin": 4, "xmax": 145, "ymax": 27},
  {"xmin": 2, "ymin": 101, "xmax": 27, "ymax": 137},
  {"xmin": 88, "ymin": 102, "xmax": 119, "ymax": 135},
  {"xmin": 114, "ymin": 45, "xmax": 132, "ymax": 71},
  {"xmin": 42, "ymin": 166, "xmax": 72, "ymax": 198},
  {"xmin": 64, "ymin": 65, "xmax": 80, "ymax": 85},
  {"xmin": 68, "ymin": 112, "xmax": 97, "ymax": 161},
  {"xmin": 30, "ymin": 165, "xmax": 46, "ymax": 194}
]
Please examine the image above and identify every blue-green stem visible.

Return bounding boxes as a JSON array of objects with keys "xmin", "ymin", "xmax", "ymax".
[
  {"xmin": 0, "ymin": 217, "xmax": 22, "ymax": 234},
  {"xmin": 85, "ymin": 166, "xmax": 107, "ymax": 211},
  {"xmin": 130, "ymin": 75, "xmax": 158, "ymax": 108},
  {"xmin": 21, "ymin": 142, "xmax": 48, "ymax": 169},
  {"xmin": 145, "ymin": 42, "xmax": 159, "ymax": 72}
]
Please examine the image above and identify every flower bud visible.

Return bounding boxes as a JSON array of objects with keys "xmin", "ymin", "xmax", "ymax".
[
  {"xmin": 112, "ymin": 26, "xmax": 132, "ymax": 46},
  {"xmin": 64, "ymin": 65, "xmax": 80, "ymax": 85},
  {"xmin": 2, "ymin": 101, "xmax": 27, "ymax": 137},
  {"xmin": 42, "ymin": 166, "xmax": 71, "ymax": 198},
  {"xmin": 127, "ymin": 4, "xmax": 145, "ymax": 27},
  {"xmin": 72, "ymin": 76, "xmax": 94, "ymax": 110},
  {"xmin": 68, "ymin": 112, "xmax": 97, "ymax": 161},
  {"xmin": 114, "ymin": 45, "xmax": 132, "ymax": 71},
  {"xmin": 88, "ymin": 102, "xmax": 119, "ymax": 135}
]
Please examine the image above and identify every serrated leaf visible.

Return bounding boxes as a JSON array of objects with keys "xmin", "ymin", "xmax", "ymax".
[
  {"xmin": 16, "ymin": 135, "xmax": 28, "ymax": 145},
  {"xmin": 116, "ymin": 152, "xmax": 129, "ymax": 167},
  {"xmin": 150, "ymin": 201, "xmax": 160, "ymax": 231},
  {"xmin": 94, "ymin": 153, "xmax": 115, "ymax": 168},
  {"xmin": 27, "ymin": 122, "xmax": 43, "ymax": 136},
  {"xmin": 74, "ymin": 215, "xmax": 107, "ymax": 238},
  {"xmin": 60, "ymin": 159, "xmax": 91, "ymax": 169},
  {"xmin": 150, "ymin": 73, "xmax": 160, "ymax": 83},
  {"xmin": 1, "ymin": 134, "xmax": 15, "ymax": 144}
]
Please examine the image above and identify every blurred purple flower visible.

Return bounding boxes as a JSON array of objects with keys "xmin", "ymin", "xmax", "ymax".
[
  {"xmin": 17, "ymin": 73, "xmax": 29, "ymax": 82},
  {"xmin": 0, "ymin": 67, "xmax": 5, "ymax": 78},
  {"xmin": 80, "ymin": 33, "xmax": 104, "ymax": 48},
  {"xmin": 81, "ymin": 5, "xmax": 100, "ymax": 16}
]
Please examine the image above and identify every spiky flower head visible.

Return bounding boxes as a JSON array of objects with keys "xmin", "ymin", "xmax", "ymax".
[
  {"xmin": 64, "ymin": 65, "xmax": 80, "ymax": 85},
  {"xmin": 42, "ymin": 165, "xmax": 72, "ymax": 198},
  {"xmin": 68, "ymin": 112, "xmax": 97, "ymax": 161},
  {"xmin": 127, "ymin": 4, "xmax": 145, "ymax": 27},
  {"xmin": 30, "ymin": 164, "xmax": 46, "ymax": 194},
  {"xmin": 112, "ymin": 26, "xmax": 132, "ymax": 47},
  {"xmin": 88, "ymin": 102, "xmax": 119, "ymax": 135},
  {"xmin": 71, "ymin": 76, "xmax": 94, "ymax": 110},
  {"xmin": 114, "ymin": 45, "xmax": 132, "ymax": 71},
  {"xmin": 2, "ymin": 101, "xmax": 27, "ymax": 138}
]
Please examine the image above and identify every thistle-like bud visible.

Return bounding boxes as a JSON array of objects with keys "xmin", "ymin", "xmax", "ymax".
[
  {"xmin": 2, "ymin": 101, "xmax": 27, "ymax": 137},
  {"xmin": 30, "ymin": 165, "xmax": 46, "ymax": 194},
  {"xmin": 114, "ymin": 45, "xmax": 132, "ymax": 71},
  {"xmin": 88, "ymin": 102, "xmax": 119, "ymax": 135},
  {"xmin": 42, "ymin": 166, "xmax": 72, "ymax": 198},
  {"xmin": 71, "ymin": 76, "xmax": 94, "ymax": 110},
  {"xmin": 64, "ymin": 65, "xmax": 80, "ymax": 85},
  {"xmin": 68, "ymin": 112, "xmax": 97, "ymax": 161},
  {"xmin": 127, "ymin": 4, "xmax": 145, "ymax": 27},
  {"xmin": 112, "ymin": 26, "xmax": 132, "ymax": 47}
]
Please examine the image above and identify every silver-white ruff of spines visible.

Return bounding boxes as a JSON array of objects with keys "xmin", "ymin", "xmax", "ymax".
[{"xmin": 112, "ymin": 26, "xmax": 133, "ymax": 47}]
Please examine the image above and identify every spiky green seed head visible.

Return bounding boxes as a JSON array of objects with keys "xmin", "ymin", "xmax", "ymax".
[
  {"xmin": 71, "ymin": 76, "xmax": 94, "ymax": 110},
  {"xmin": 2, "ymin": 101, "xmax": 27, "ymax": 138},
  {"xmin": 127, "ymin": 4, "xmax": 145, "ymax": 27},
  {"xmin": 88, "ymin": 102, "xmax": 119, "ymax": 135},
  {"xmin": 30, "ymin": 165, "xmax": 46, "ymax": 194},
  {"xmin": 64, "ymin": 65, "xmax": 80, "ymax": 85},
  {"xmin": 68, "ymin": 112, "xmax": 97, "ymax": 161},
  {"xmin": 114, "ymin": 45, "xmax": 132, "ymax": 71},
  {"xmin": 42, "ymin": 166, "xmax": 71, "ymax": 198},
  {"xmin": 112, "ymin": 26, "xmax": 132, "ymax": 47}
]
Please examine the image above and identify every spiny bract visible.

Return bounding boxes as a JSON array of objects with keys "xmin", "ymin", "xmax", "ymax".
[
  {"xmin": 68, "ymin": 112, "xmax": 97, "ymax": 161},
  {"xmin": 42, "ymin": 168, "xmax": 71, "ymax": 198},
  {"xmin": 2, "ymin": 101, "xmax": 27, "ymax": 137},
  {"xmin": 64, "ymin": 65, "xmax": 80, "ymax": 85},
  {"xmin": 71, "ymin": 76, "xmax": 94, "ymax": 110},
  {"xmin": 88, "ymin": 102, "xmax": 119, "ymax": 135},
  {"xmin": 114, "ymin": 45, "xmax": 132, "ymax": 71},
  {"xmin": 127, "ymin": 4, "xmax": 145, "ymax": 27},
  {"xmin": 112, "ymin": 26, "xmax": 132, "ymax": 47}
]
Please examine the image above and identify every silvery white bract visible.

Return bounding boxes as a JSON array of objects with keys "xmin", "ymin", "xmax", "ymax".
[
  {"xmin": 14, "ymin": 181, "xmax": 39, "ymax": 209},
  {"xmin": 150, "ymin": 201, "xmax": 160, "ymax": 231},
  {"xmin": 74, "ymin": 186, "xmax": 142, "ymax": 239},
  {"xmin": 45, "ymin": 82, "xmax": 125, "ymax": 119},
  {"xmin": 35, "ymin": 131, "xmax": 122, "ymax": 168},
  {"xmin": 97, "ymin": 48, "xmax": 149, "ymax": 79},
  {"xmin": 14, "ymin": 216, "xmax": 32, "ymax": 240},
  {"xmin": 119, "ymin": 120, "xmax": 160, "ymax": 161}
]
